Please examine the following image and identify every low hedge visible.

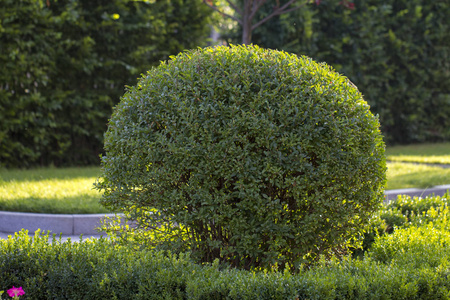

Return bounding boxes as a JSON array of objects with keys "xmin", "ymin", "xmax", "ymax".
[
  {"xmin": 2, "ymin": 193, "xmax": 450, "ymax": 300},
  {"xmin": 355, "ymin": 192, "xmax": 450, "ymax": 255}
]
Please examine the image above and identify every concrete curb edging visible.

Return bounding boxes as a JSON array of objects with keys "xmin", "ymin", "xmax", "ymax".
[
  {"xmin": 1, "ymin": 186, "xmax": 449, "ymax": 236},
  {"xmin": 384, "ymin": 184, "xmax": 450, "ymax": 201},
  {"xmin": 0, "ymin": 211, "xmax": 120, "ymax": 235}
]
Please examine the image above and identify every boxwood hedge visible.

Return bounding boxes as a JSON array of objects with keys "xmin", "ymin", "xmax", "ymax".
[
  {"xmin": 96, "ymin": 44, "xmax": 386, "ymax": 270},
  {"xmin": 2, "ymin": 219, "xmax": 450, "ymax": 300}
]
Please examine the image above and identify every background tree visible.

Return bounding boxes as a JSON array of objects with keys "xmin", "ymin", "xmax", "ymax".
[
  {"xmin": 215, "ymin": 0, "xmax": 449, "ymax": 145},
  {"xmin": 203, "ymin": 0, "xmax": 320, "ymax": 44},
  {"xmin": 230, "ymin": 0, "xmax": 450, "ymax": 145}
]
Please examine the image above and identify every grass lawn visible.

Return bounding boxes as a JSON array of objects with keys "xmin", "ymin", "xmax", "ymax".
[
  {"xmin": 386, "ymin": 142, "xmax": 450, "ymax": 164},
  {"xmin": 0, "ymin": 167, "xmax": 110, "ymax": 214},
  {"xmin": 386, "ymin": 162, "xmax": 450, "ymax": 190},
  {"xmin": 1, "ymin": 142, "xmax": 449, "ymax": 214},
  {"xmin": 385, "ymin": 142, "xmax": 450, "ymax": 189}
]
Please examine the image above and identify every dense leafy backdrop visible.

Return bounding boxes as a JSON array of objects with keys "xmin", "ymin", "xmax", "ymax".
[
  {"xmin": 226, "ymin": 0, "xmax": 450, "ymax": 145},
  {"xmin": 0, "ymin": 0, "xmax": 212, "ymax": 167},
  {"xmin": 2, "ymin": 0, "xmax": 449, "ymax": 167}
]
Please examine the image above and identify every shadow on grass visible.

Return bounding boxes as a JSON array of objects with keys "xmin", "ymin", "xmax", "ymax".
[{"xmin": 0, "ymin": 167, "xmax": 101, "ymax": 182}]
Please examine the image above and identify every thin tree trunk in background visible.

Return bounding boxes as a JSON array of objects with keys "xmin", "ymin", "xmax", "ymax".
[
  {"xmin": 203, "ymin": 0, "xmax": 312, "ymax": 45},
  {"xmin": 242, "ymin": 1, "xmax": 252, "ymax": 44},
  {"xmin": 242, "ymin": 24, "xmax": 252, "ymax": 45}
]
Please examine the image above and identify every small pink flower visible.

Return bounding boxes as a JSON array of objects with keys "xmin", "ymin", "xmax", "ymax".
[
  {"xmin": 315, "ymin": 0, "xmax": 321, "ymax": 5},
  {"xmin": 7, "ymin": 286, "xmax": 25, "ymax": 298}
]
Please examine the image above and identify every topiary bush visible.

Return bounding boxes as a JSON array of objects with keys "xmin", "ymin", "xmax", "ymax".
[{"xmin": 96, "ymin": 44, "xmax": 386, "ymax": 270}]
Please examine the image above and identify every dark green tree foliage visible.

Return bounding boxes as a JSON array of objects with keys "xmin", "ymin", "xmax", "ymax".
[
  {"xmin": 0, "ymin": 0, "xmax": 60, "ymax": 167},
  {"xmin": 0, "ymin": 0, "xmax": 212, "ymax": 167},
  {"xmin": 233, "ymin": 0, "xmax": 450, "ymax": 145},
  {"xmin": 97, "ymin": 45, "xmax": 386, "ymax": 270}
]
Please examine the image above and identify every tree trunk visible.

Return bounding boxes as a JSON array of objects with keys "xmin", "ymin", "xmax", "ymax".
[
  {"xmin": 242, "ymin": 20, "xmax": 252, "ymax": 44},
  {"xmin": 242, "ymin": 0, "xmax": 253, "ymax": 45},
  {"xmin": 203, "ymin": 0, "xmax": 310, "ymax": 45}
]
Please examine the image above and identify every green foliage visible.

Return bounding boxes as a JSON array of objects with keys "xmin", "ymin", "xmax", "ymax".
[
  {"xmin": 386, "ymin": 193, "xmax": 450, "ymax": 227},
  {"xmin": 3, "ymin": 226, "xmax": 450, "ymax": 300},
  {"xmin": 365, "ymin": 196, "xmax": 450, "ymax": 297},
  {"xmin": 368, "ymin": 224, "xmax": 450, "ymax": 269},
  {"xmin": 3, "ymin": 194, "xmax": 450, "ymax": 299},
  {"xmin": 379, "ymin": 208, "xmax": 408, "ymax": 233},
  {"xmin": 96, "ymin": 44, "xmax": 386, "ymax": 270},
  {"xmin": 0, "ymin": 0, "xmax": 212, "ymax": 168},
  {"xmin": 0, "ymin": 230, "xmax": 195, "ymax": 299},
  {"xmin": 229, "ymin": 0, "xmax": 450, "ymax": 145},
  {"xmin": 356, "ymin": 192, "xmax": 450, "ymax": 254}
]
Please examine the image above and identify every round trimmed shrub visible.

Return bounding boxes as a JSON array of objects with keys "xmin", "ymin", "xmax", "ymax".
[{"xmin": 97, "ymin": 44, "xmax": 386, "ymax": 270}]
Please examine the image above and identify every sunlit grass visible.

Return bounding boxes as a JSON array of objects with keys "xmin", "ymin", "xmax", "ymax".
[
  {"xmin": 0, "ymin": 167, "xmax": 110, "ymax": 214},
  {"xmin": 387, "ymin": 155, "xmax": 450, "ymax": 164},
  {"xmin": 386, "ymin": 162, "xmax": 450, "ymax": 190},
  {"xmin": 386, "ymin": 142, "xmax": 450, "ymax": 165}
]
